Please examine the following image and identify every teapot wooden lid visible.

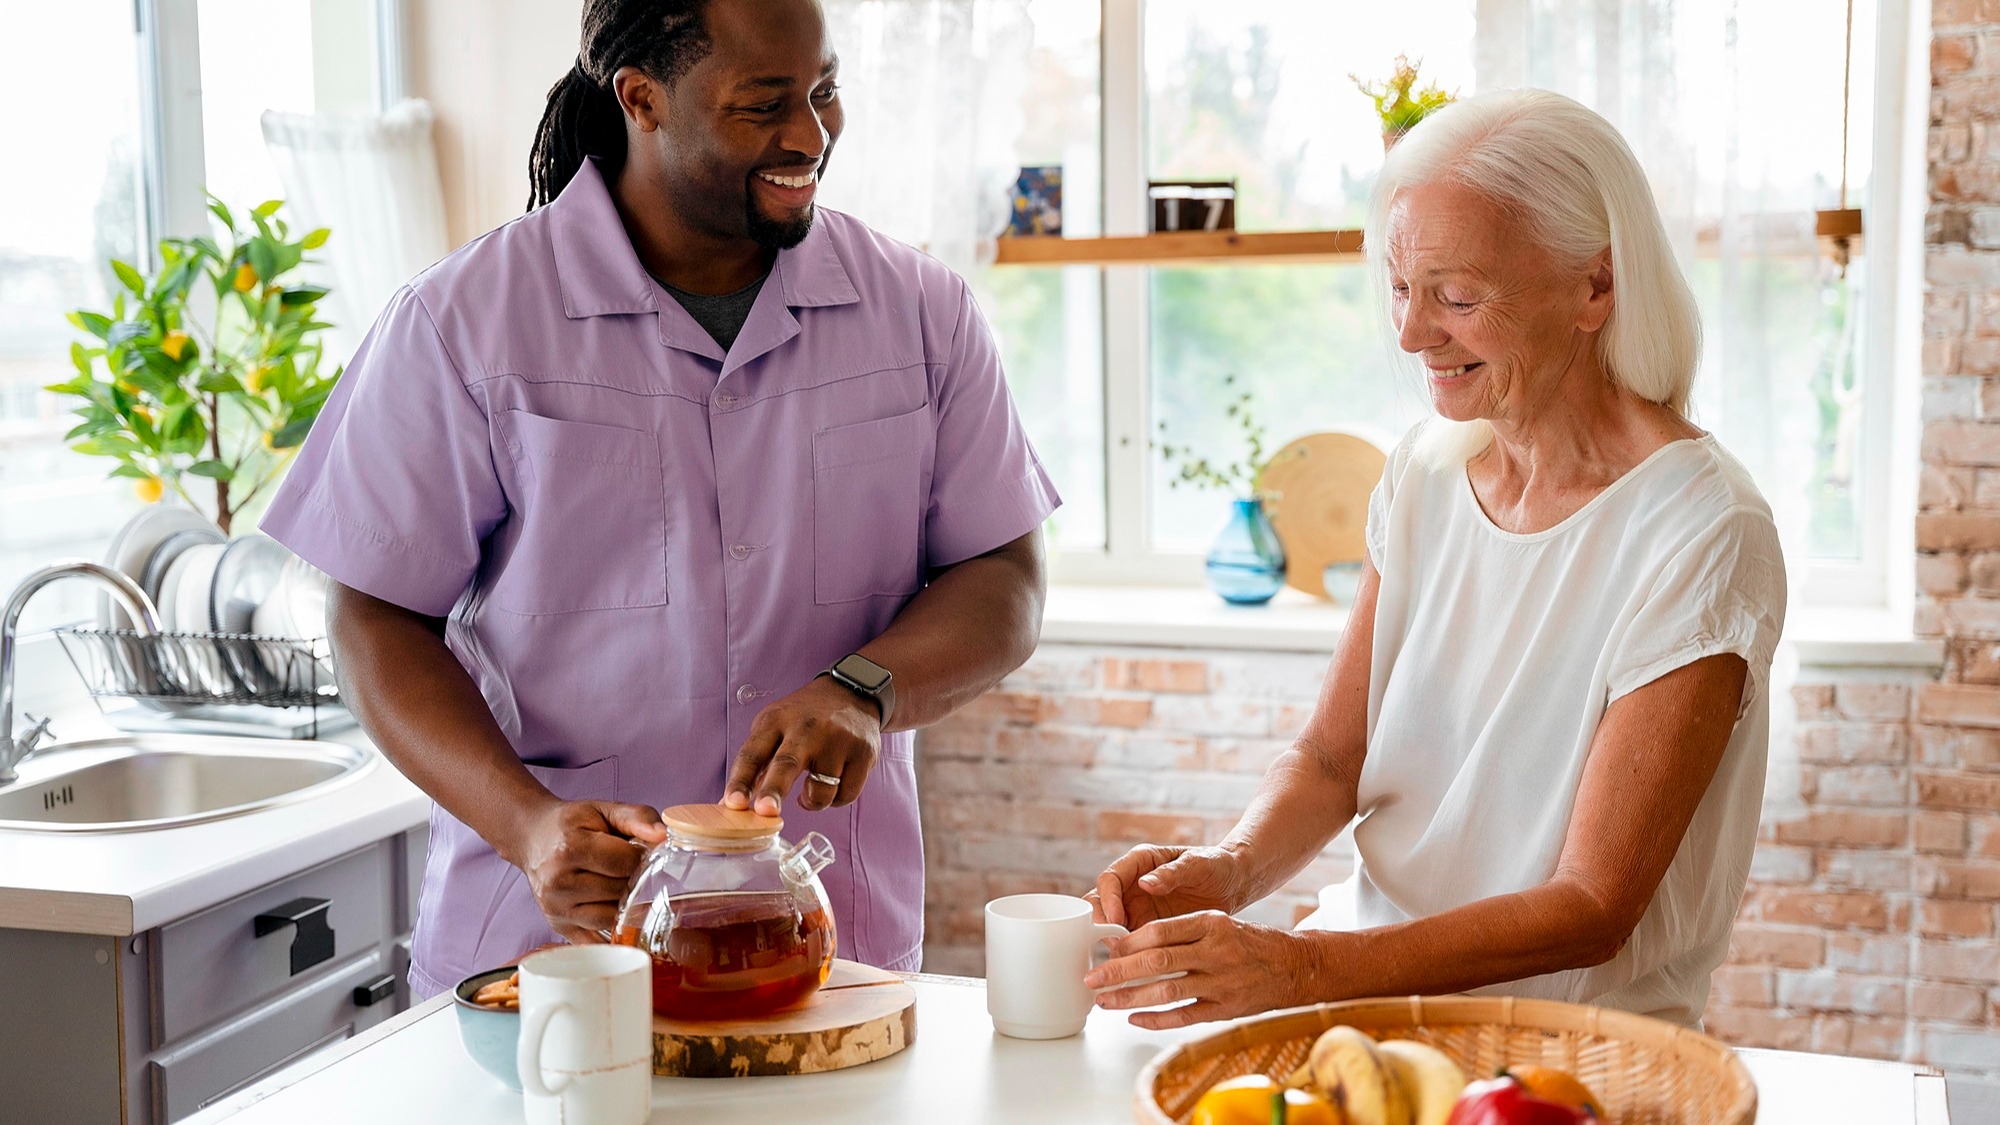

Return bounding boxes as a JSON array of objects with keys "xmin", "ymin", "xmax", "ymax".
[{"xmin": 661, "ymin": 803, "xmax": 782, "ymax": 840}]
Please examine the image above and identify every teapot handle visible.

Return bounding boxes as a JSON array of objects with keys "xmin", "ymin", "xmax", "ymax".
[{"xmin": 781, "ymin": 831, "xmax": 836, "ymax": 879}]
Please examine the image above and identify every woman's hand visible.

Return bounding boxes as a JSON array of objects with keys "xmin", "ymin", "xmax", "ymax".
[
  {"xmin": 1086, "ymin": 912, "xmax": 1330, "ymax": 1030},
  {"xmin": 1087, "ymin": 844, "xmax": 1251, "ymax": 929}
]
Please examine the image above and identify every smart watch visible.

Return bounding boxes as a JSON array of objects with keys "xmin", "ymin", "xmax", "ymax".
[{"xmin": 823, "ymin": 653, "xmax": 895, "ymax": 727}]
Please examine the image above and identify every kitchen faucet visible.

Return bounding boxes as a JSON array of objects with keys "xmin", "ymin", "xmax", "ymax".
[{"xmin": 0, "ymin": 561, "xmax": 160, "ymax": 784}]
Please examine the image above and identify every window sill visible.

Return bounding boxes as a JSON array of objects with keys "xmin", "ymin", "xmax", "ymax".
[
  {"xmin": 1040, "ymin": 584, "xmax": 1347, "ymax": 652},
  {"xmin": 1041, "ymin": 585, "xmax": 1944, "ymax": 671}
]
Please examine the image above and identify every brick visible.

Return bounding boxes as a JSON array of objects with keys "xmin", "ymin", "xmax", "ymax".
[
  {"xmin": 1749, "ymin": 845, "xmax": 1815, "ymax": 884},
  {"xmin": 1972, "ymin": 816, "xmax": 2000, "ymax": 857},
  {"xmin": 1095, "ymin": 810, "xmax": 1205, "ymax": 845},
  {"xmin": 1204, "ymin": 653, "xmax": 1332, "ymax": 700},
  {"xmin": 1920, "ymin": 551, "xmax": 1971, "ymax": 596},
  {"xmin": 1950, "ymin": 636, "xmax": 2000, "ymax": 681},
  {"xmin": 1930, "ymin": 289, "xmax": 1972, "ymax": 336},
  {"xmin": 1003, "ymin": 647, "xmax": 1101, "ymax": 690},
  {"xmin": 1710, "ymin": 966, "xmax": 1774, "ymax": 1007},
  {"xmin": 1271, "ymin": 702, "xmax": 1315, "ymax": 737},
  {"xmin": 1827, "ymin": 934, "xmax": 1911, "ymax": 975},
  {"xmin": 1929, "ymin": 248, "xmax": 2000, "ymax": 286},
  {"xmin": 1726, "ymin": 926, "xmax": 1824, "ymax": 969},
  {"xmin": 1916, "ymin": 810, "xmax": 1971, "ymax": 853},
  {"xmin": 1937, "ymin": 32, "xmax": 1979, "ymax": 76},
  {"xmin": 1148, "ymin": 695, "xmax": 1272, "ymax": 737},
  {"xmin": 1798, "ymin": 724, "xmax": 1908, "ymax": 765},
  {"xmin": 1917, "ymin": 940, "xmax": 2000, "ymax": 984},
  {"xmin": 1916, "ymin": 856, "xmax": 2000, "ymax": 899},
  {"xmin": 1702, "ymin": 1006, "xmax": 1812, "ymax": 1051},
  {"xmin": 1817, "ymin": 850, "xmax": 1912, "ymax": 892},
  {"xmin": 1930, "ymin": 376, "xmax": 1983, "ymax": 421},
  {"xmin": 1978, "ymin": 209, "xmax": 2000, "ymax": 252},
  {"xmin": 1917, "ymin": 683, "xmax": 2000, "ymax": 727},
  {"xmin": 1776, "ymin": 971, "xmax": 1907, "ymax": 1017},
  {"xmin": 1757, "ymin": 889, "xmax": 1892, "ymax": 930},
  {"xmin": 1920, "ymin": 898, "xmax": 1995, "ymax": 937},
  {"xmin": 1835, "ymin": 683, "xmax": 1912, "ymax": 721},
  {"xmin": 1977, "ymin": 468, "xmax": 2000, "ymax": 509},
  {"xmin": 1970, "ymin": 337, "xmax": 2000, "ymax": 376},
  {"xmin": 1912, "ymin": 980, "xmax": 1989, "ymax": 1023},
  {"xmin": 992, "ymin": 727, "xmax": 1101, "ymax": 767},
  {"xmin": 1812, "ymin": 1016, "xmax": 1908, "ymax": 1061},
  {"xmin": 1769, "ymin": 810, "xmax": 1908, "ymax": 848},
  {"xmin": 1916, "ymin": 725, "xmax": 2000, "ymax": 769},
  {"xmin": 1916, "ymin": 769, "xmax": 2000, "ymax": 811},
  {"xmin": 1155, "ymin": 772, "xmax": 1265, "ymax": 814},
  {"xmin": 1092, "ymin": 733, "xmax": 1204, "ymax": 771},
  {"xmin": 1923, "ymin": 1029, "xmax": 2000, "ymax": 1071},
  {"xmin": 1810, "ymin": 766, "xmax": 1910, "ymax": 807},
  {"xmin": 1102, "ymin": 657, "xmax": 1209, "ymax": 694},
  {"xmin": 1792, "ymin": 684, "xmax": 1838, "ymax": 720},
  {"xmin": 1927, "ymin": 334, "xmax": 1963, "ymax": 377},
  {"xmin": 1916, "ymin": 513, "xmax": 2000, "ymax": 550},
  {"xmin": 1940, "ymin": 597, "xmax": 2000, "ymax": 637},
  {"xmin": 1927, "ymin": 420, "xmax": 2000, "ymax": 465},
  {"xmin": 1206, "ymin": 738, "xmax": 1294, "ymax": 774}
]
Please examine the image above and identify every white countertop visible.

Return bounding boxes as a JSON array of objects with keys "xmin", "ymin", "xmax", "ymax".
[
  {"xmin": 187, "ymin": 976, "xmax": 1950, "ymax": 1125},
  {"xmin": 0, "ymin": 704, "xmax": 428, "ymax": 935}
]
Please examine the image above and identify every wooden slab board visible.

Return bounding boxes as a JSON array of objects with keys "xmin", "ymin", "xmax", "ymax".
[
  {"xmin": 1256, "ymin": 432, "xmax": 1388, "ymax": 599},
  {"xmin": 650, "ymin": 958, "xmax": 917, "ymax": 1077}
]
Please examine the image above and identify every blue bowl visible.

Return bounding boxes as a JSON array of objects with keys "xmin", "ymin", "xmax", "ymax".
[{"xmin": 452, "ymin": 966, "xmax": 521, "ymax": 1090}]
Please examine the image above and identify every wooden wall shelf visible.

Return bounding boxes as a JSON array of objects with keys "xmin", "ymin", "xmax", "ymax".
[{"xmin": 990, "ymin": 209, "xmax": 1866, "ymax": 269}]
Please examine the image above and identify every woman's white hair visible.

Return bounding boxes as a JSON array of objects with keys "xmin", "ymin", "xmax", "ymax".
[{"xmin": 1365, "ymin": 88, "xmax": 1701, "ymax": 467}]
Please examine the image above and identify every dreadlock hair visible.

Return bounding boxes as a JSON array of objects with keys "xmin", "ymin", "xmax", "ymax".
[{"xmin": 527, "ymin": 0, "xmax": 714, "ymax": 211}]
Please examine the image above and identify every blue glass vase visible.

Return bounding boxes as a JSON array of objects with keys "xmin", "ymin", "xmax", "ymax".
[{"xmin": 1204, "ymin": 497, "xmax": 1287, "ymax": 605}]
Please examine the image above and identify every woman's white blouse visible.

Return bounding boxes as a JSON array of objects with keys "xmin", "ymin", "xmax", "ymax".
[{"xmin": 1301, "ymin": 424, "xmax": 1787, "ymax": 1027}]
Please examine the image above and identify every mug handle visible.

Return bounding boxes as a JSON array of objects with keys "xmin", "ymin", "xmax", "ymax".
[
  {"xmin": 1089, "ymin": 922, "xmax": 1127, "ymax": 970},
  {"xmin": 516, "ymin": 999, "xmax": 574, "ymax": 1099}
]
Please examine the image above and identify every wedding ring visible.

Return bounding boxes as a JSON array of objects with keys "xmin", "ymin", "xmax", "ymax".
[{"xmin": 806, "ymin": 770, "xmax": 842, "ymax": 788}]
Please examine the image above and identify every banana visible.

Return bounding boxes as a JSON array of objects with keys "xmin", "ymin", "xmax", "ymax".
[
  {"xmin": 1307, "ymin": 1026, "xmax": 1413, "ymax": 1125},
  {"xmin": 1375, "ymin": 1040, "xmax": 1467, "ymax": 1125}
]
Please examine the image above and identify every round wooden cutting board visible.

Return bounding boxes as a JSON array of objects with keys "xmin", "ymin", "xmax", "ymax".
[
  {"xmin": 650, "ymin": 958, "xmax": 917, "ymax": 1077},
  {"xmin": 1256, "ymin": 432, "xmax": 1388, "ymax": 598}
]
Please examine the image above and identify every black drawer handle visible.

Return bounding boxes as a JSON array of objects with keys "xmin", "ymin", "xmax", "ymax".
[
  {"xmin": 353, "ymin": 974, "xmax": 397, "ymax": 1008},
  {"xmin": 253, "ymin": 897, "xmax": 335, "ymax": 976}
]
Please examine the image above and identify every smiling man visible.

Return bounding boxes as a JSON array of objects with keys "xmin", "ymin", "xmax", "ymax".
[{"xmin": 260, "ymin": 0, "xmax": 1057, "ymax": 997}]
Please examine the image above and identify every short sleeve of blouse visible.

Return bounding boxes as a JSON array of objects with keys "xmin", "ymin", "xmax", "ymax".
[
  {"xmin": 1365, "ymin": 424, "xmax": 1423, "ymax": 570},
  {"xmin": 1606, "ymin": 505, "xmax": 1788, "ymax": 716}
]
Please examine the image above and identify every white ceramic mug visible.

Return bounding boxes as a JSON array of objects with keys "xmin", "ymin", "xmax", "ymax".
[
  {"xmin": 515, "ymin": 944, "xmax": 653, "ymax": 1125},
  {"xmin": 985, "ymin": 893, "xmax": 1127, "ymax": 1039}
]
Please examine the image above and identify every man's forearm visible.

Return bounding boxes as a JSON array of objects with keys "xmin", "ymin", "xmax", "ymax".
[
  {"xmin": 329, "ymin": 583, "xmax": 556, "ymax": 864},
  {"xmin": 852, "ymin": 530, "xmax": 1046, "ymax": 733}
]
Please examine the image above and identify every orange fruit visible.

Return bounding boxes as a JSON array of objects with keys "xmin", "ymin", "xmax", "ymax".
[
  {"xmin": 160, "ymin": 331, "xmax": 189, "ymax": 361},
  {"xmin": 1508, "ymin": 1065, "xmax": 1605, "ymax": 1117},
  {"xmin": 233, "ymin": 263, "xmax": 258, "ymax": 291},
  {"xmin": 134, "ymin": 476, "xmax": 164, "ymax": 504},
  {"xmin": 246, "ymin": 365, "xmax": 268, "ymax": 393}
]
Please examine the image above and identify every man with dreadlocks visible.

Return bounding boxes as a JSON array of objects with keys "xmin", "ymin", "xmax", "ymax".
[{"xmin": 262, "ymin": 0, "xmax": 1056, "ymax": 998}]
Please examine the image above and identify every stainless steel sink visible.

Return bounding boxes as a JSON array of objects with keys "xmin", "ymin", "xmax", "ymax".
[{"xmin": 0, "ymin": 735, "xmax": 375, "ymax": 832}]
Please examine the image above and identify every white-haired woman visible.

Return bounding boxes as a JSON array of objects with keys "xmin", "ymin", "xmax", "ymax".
[{"xmin": 1085, "ymin": 88, "xmax": 1786, "ymax": 1030}]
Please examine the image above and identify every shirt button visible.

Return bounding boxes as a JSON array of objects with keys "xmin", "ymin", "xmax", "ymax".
[
  {"xmin": 735, "ymin": 684, "xmax": 760, "ymax": 704},
  {"xmin": 729, "ymin": 543, "xmax": 762, "ymax": 560},
  {"xmin": 715, "ymin": 394, "xmax": 741, "ymax": 408}
]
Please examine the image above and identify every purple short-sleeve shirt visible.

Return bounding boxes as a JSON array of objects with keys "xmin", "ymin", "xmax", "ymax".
[{"xmin": 261, "ymin": 159, "xmax": 1059, "ymax": 997}]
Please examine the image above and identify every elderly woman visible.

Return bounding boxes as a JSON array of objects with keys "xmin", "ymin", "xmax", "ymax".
[{"xmin": 1086, "ymin": 88, "xmax": 1786, "ymax": 1030}]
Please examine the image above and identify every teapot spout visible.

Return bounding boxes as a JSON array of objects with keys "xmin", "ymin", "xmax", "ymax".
[{"xmin": 782, "ymin": 831, "xmax": 836, "ymax": 879}]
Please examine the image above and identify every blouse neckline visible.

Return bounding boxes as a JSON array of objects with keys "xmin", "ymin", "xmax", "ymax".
[{"xmin": 1459, "ymin": 434, "xmax": 1716, "ymax": 543}]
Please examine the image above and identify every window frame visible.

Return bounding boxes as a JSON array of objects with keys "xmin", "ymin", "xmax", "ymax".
[{"xmin": 1047, "ymin": 0, "xmax": 1926, "ymax": 615}]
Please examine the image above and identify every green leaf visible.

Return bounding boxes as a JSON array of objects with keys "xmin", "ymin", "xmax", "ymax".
[
  {"xmin": 280, "ymin": 286, "xmax": 328, "ymax": 306},
  {"xmin": 111, "ymin": 259, "xmax": 146, "ymax": 296},
  {"xmin": 300, "ymin": 227, "xmax": 330, "ymax": 249},
  {"xmin": 252, "ymin": 199, "xmax": 283, "ymax": 219},
  {"xmin": 110, "ymin": 464, "xmax": 155, "ymax": 481},
  {"xmin": 187, "ymin": 459, "xmax": 234, "ymax": 481},
  {"xmin": 196, "ymin": 371, "xmax": 245, "ymax": 395},
  {"xmin": 207, "ymin": 198, "xmax": 237, "ymax": 232},
  {"xmin": 107, "ymin": 320, "xmax": 150, "ymax": 348},
  {"xmin": 267, "ymin": 416, "xmax": 316, "ymax": 449},
  {"xmin": 68, "ymin": 311, "xmax": 113, "ymax": 340},
  {"xmin": 70, "ymin": 342, "xmax": 93, "ymax": 376},
  {"xmin": 247, "ymin": 239, "xmax": 279, "ymax": 288}
]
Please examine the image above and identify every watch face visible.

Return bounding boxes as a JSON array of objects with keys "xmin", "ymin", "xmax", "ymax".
[{"xmin": 836, "ymin": 655, "xmax": 891, "ymax": 691}]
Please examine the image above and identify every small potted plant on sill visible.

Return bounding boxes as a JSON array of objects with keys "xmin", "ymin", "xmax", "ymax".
[
  {"xmin": 1353, "ymin": 54, "xmax": 1456, "ymax": 151},
  {"xmin": 51, "ymin": 196, "xmax": 341, "ymax": 536},
  {"xmin": 1154, "ymin": 376, "xmax": 1295, "ymax": 606}
]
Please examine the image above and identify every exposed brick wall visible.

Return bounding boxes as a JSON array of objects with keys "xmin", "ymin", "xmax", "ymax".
[{"xmin": 917, "ymin": 647, "xmax": 1350, "ymax": 976}]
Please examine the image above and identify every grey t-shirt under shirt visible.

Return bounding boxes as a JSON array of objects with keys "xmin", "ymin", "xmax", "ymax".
[{"xmin": 659, "ymin": 272, "xmax": 768, "ymax": 352}]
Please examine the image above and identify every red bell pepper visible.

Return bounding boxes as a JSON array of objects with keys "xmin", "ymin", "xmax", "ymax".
[{"xmin": 1444, "ymin": 1077, "xmax": 1598, "ymax": 1125}]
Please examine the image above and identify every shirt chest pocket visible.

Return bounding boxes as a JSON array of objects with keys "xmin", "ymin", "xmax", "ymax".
[
  {"xmin": 490, "ymin": 410, "xmax": 669, "ymax": 614},
  {"xmin": 812, "ymin": 407, "xmax": 929, "ymax": 604}
]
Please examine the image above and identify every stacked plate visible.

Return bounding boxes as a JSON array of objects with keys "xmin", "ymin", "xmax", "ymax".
[{"xmin": 98, "ymin": 507, "xmax": 332, "ymax": 704}]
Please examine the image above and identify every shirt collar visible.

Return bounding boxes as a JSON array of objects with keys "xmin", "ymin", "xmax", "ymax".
[{"xmin": 550, "ymin": 158, "xmax": 859, "ymax": 322}]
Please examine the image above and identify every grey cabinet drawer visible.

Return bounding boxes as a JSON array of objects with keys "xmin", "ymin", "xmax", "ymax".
[
  {"xmin": 148, "ymin": 950, "xmax": 392, "ymax": 1122},
  {"xmin": 157, "ymin": 843, "xmax": 392, "ymax": 1043},
  {"xmin": 396, "ymin": 823, "xmax": 428, "ymax": 933}
]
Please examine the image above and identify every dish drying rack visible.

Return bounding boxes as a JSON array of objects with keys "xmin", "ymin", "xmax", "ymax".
[{"xmin": 53, "ymin": 628, "xmax": 345, "ymax": 737}]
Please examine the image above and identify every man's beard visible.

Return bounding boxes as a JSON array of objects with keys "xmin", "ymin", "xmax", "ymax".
[{"xmin": 747, "ymin": 199, "xmax": 815, "ymax": 251}]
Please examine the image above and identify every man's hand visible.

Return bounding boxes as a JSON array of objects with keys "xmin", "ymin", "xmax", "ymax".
[
  {"xmin": 503, "ymin": 800, "xmax": 666, "ymax": 944},
  {"xmin": 723, "ymin": 675, "xmax": 881, "ymax": 815}
]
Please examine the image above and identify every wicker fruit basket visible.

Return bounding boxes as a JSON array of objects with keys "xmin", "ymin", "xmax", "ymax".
[{"xmin": 1134, "ymin": 995, "xmax": 1756, "ymax": 1125}]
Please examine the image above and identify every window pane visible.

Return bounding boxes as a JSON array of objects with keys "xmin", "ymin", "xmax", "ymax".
[
  {"xmin": 0, "ymin": 2, "xmax": 148, "ymax": 630},
  {"xmin": 197, "ymin": 0, "xmax": 320, "ymax": 210},
  {"xmin": 1144, "ymin": 2, "xmax": 1468, "ymax": 550},
  {"xmin": 978, "ymin": 0, "xmax": 1105, "ymax": 552}
]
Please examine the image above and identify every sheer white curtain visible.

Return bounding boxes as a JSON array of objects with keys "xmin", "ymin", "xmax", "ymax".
[
  {"xmin": 1479, "ymin": 0, "xmax": 1869, "ymax": 813},
  {"xmin": 261, "ymin": 99, "xmax": 451, "ymax": 359},
  {"xmin": 816, "ymin": 0, "xmax": 1034, "ymax": 276}
]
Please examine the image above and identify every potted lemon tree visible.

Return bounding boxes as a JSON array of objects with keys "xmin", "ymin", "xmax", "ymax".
[
  {"xmin": 51, "ymin": 197, "xmax": 340, "ymax": 535},
  {"xmin": 1353, "ymin": 55, "xmax": 1456, "ymax": 151}
]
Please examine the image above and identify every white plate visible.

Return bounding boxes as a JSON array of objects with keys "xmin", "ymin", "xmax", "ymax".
[{"xmin": 99, "ymin": 505, "xmax": 222, "ymax": 630}]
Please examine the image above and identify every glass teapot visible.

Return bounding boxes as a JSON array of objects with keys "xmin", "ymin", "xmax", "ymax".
[{"xmin": 614, "ymin": 803, "xmax": 837, "ymax": 1020}]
